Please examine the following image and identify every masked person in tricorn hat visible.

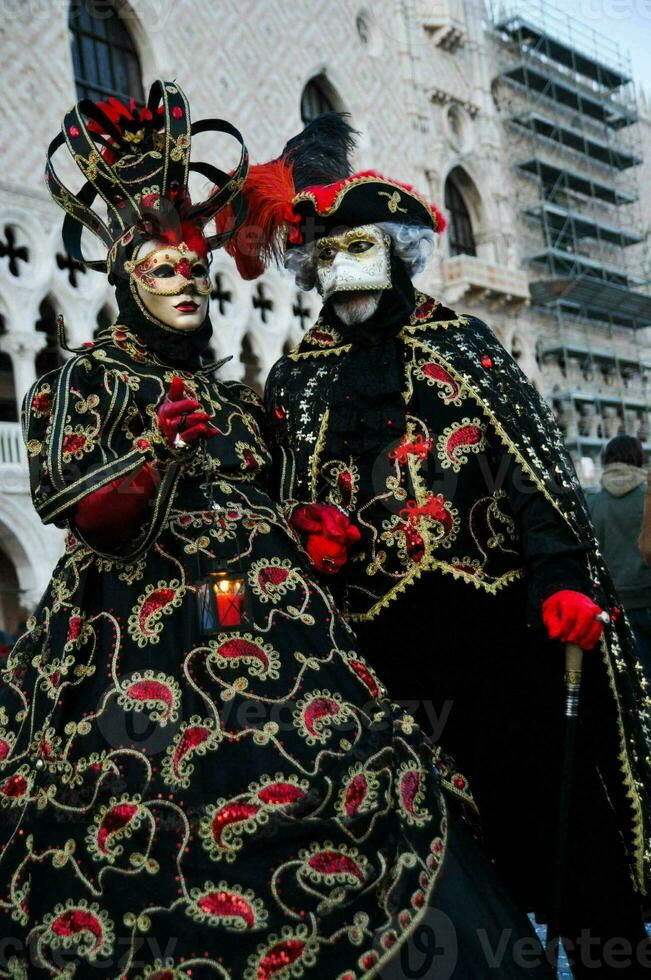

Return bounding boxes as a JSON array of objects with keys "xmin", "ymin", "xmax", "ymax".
[
  {"xmin": 220, "ymin": 115, "xmax": 651, "ymax": 977},
  {"xmin": 0, "ymin": 87, "xmax": 557, "ymax": 979}
]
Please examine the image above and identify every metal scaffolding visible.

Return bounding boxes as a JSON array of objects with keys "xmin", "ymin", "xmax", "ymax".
[{"xmin": 489, "ymin": 0, "xmax": 651, "ymax": 468}]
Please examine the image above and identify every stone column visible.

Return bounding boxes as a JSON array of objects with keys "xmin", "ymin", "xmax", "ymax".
[{"xmin": 2, "ymin": 332, "xmax": 43, "ymax": 419}]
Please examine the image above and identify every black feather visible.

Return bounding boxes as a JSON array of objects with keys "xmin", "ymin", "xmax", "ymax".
[{"xmin": 281, "ymin": 112, "xmax": 358, "ymax": 191}]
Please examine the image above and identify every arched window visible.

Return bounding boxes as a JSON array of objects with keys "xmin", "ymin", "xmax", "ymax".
[
  {"xmin": 35, "ymin": 298, "xmax": 66, "ymax": 379},
  {"xmin": 69, "ymin": 1, "xmax": 144, "ymax": 103},
  {"xmin": 301, "ymin": 74, "xmax": 337, "ymax": 125},
  {"xmin": 444, "ymin": 175, "xmax": 476, "ymax": 257},
  {"xmin": 93, "ymin": 304, "xmax": 114, "ymax": 339},
  {"xmin": 0, "ymin": 352, "xmax": 17, "ymax": 423}
]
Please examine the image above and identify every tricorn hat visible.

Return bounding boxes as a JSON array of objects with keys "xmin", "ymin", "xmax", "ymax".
[{"xmin": 218, "ymin": 113, "xmax": 445, "ymax": 280}]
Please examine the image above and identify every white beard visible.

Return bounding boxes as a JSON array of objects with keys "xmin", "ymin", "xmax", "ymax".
[{"xmin": 332, "ymin": 292, "xmax": 382, "ymax": 326}]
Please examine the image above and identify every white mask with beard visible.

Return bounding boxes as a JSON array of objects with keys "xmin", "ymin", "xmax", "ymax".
[{"xmin": 315, "ymin": 224, "xmax": 390, "ymax": 326}]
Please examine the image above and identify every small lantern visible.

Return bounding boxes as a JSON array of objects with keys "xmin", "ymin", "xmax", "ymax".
[{"xmin": 195, "ymin": 564, "xmax": 249, "ymax": 636}]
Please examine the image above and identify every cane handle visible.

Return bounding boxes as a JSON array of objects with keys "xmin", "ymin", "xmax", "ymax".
[{"xmin": 564, "ymin": 642, "xmax": 583, "ymax": 718}]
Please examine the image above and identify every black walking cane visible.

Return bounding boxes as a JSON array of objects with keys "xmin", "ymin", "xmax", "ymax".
[{"xmin": 547, "ymin": 614, "xmax": 610, "ymax": 972}]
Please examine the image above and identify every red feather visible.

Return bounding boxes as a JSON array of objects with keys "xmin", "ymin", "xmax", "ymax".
[{"xmin": 216, "ymin": 159, "xmax": 298, "ymax": 280}]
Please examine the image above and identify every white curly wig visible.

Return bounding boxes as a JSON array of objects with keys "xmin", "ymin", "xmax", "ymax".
[{"xmin": 284, "ymin": 221, "xmax": 437, "ymax": 292}]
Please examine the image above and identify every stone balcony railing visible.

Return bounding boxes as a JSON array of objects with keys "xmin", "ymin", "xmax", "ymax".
[
  {"xmin": 441, "ymin": 254, "xmax": 530, "ymax": 310},
  {"xmin": 0, "ymin": 421, "xmax": 25, "ymax": 468}
]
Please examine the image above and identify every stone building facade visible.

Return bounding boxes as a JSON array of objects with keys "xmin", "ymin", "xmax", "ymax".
[{"xmin": 0, "ymin": 0, "xmax": 648, "ymax": 630}]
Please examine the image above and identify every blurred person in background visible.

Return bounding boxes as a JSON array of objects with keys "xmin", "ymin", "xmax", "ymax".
[{"xmin": 591, "ymin": 435, "xmax": 651, "ymax": 676}]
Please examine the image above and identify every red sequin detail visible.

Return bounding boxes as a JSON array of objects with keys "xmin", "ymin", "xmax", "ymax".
[
  {"xmin": 414, "ymin": 297, "xmax": 437, "ymax": 320},
  {"xmin": 136, "ymin": 437, "xmax": 150, "ymax": 451},
  {"xmin": 51, "ymin": 908, "xmax": 103, "ymax": 947},
  {"xmin": 361, "ymin": 953, "xmax": 378, "ymax": 969},
  {"xmin": 67, "ymin": 616, "xmax": 82, "ymax": 643},
  {"xmin": 258, "ymin": 566, "xmax": 289, "ymax": 589},
  {"xmin": 31, "ymin": 392, "xmax": 50, "ymax": 413},
  {"xmin": 0, "ymin": 740, "xmax": 9, "ymax": 762},
  {"xmin": 176, "ymin": 257, "xmax": 192, "ymax": 280},
  {"xmin": 348, "ymin": 659, "xmax": 380, "ymax": 698},
  {"xmin": 308, "ymin": 849, "xmax": 365, "ymax": 882},
  {"xmin": 198, "ymin": 890, "xmax": 255, "ymax": 928},
  {"xmin": 217, "ymin": 638, "xmax": 269, "ymax": 671},
  {"xmin": 274, "ymin": 405, "xmax": 286, "ymax": 420},
  {"xmin": 310, "ymin": 329, "xmax": 337, "ymax": 346},
  {"xmin": 453, "ymin": 775, "xmax": 466, "ymax": 789},
  {"xmin": 400, "ymin": 770, "xmax": 420, "ymax": 815},
  {"xmin": 481, "ymin": 355, "xmax": 493, "ymax": 368},
  {"xmin": 258, "ymin": 782, "xmax": 305, "ymax": 806},
  {"xmin": 258, "ymin": 940, "xmax": 305, "ymax": 979},
  {"xmin": 242, "ymin": 449, "xmax": 259, "ymax": 471},
  {"xmin": 172, "ymin": 106, "xmax": 183, "ymax": 119},
  {"xmin": 303, "ymin": 697, "xmax": 340, "ymax": 737},
  {"xmin": 2, "ymin": 774, "xmax": 27, "ymax": 798},
  {"xmin": 212, "ymin": 802, "xmax": 259, "ymax": 847},
  {"xmin": 338, "ymin": 470, "xmax": 353, "ymax": 491},
  {"xmin": 344, "ymin": 774, "xmax": 368, "ymax": 816},
  {"xmin": 68, "ymin": 126, "xmax": 80, "ymax": 138},
  {"xmin": 172, "ymin": 725, "xmax": 209, "ymax": 777},
  {"xmin": 62, "ymin": 434, "xmax": 87, "ymax": 455},
  {"xmin": 413, "ymin": 891, "xmax": 425, "ymax": 908},
  {"xmin": 97, "ymin": 803, "xmax": 139, "ymax": 853}
]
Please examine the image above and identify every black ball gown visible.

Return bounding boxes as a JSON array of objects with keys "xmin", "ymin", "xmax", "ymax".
[{"xmin": 0, "ymin": 324, "xmax": 550, "ymax": 979}]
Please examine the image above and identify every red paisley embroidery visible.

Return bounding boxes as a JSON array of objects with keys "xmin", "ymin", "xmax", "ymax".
[
  {"xmin": 198, "ymin": 889, "xmax": 255, "ymax": 928},
  {"xmin": 308, "ymin": 850, "xmax": 365, "ymax": 882},
  {"xmin": 344, "ymin": 775, "xmax": 368, "ymax": 816},
  {"xmin": 217, "ymin": 639, "xmax": 270, "ymax": 672},
  {"xmin": 172, "ymin": 725, "xmax": 210, "ymax": 778},
  {"xmin": 445, "ymin": 424, "xmax": 482, "ymax": 462},
  {"xmin": 400, "ymin": 770, "xmax": 420, "ymax": 815},
  {"xmin": 97, "ymin": 803, "xmax": 139, "ymax": 854},
  {"xmin": 127, "ymin": 679, "xmax": 174, "ymax": 717},
  {"xmin": 51, "ymin": 908, "xmax": 103, "ymax": 949},
  {"xmin": 258, "ymin": 940, "xmax": 305, "ymax": 978},
  {"xmin": 303, "ymin": 698, "xmax": 340, "ymax": 738},
  {"xmin": 347, "ymin": 660, "xmax": 380, "ymax": 698},
  {"xmin": 420, "ymin": 363, "xmax": 460, "ymax": 402},
  {"xmin": 257, "ymin": 782, "xmax": 305, "ymax": 806},
  {"xmin": 139, "ymin": 588, "xmax": 176, "ymax": 635},
  {"xmin": 212, "ymin": 803, "xmax": 260, "ymax": 848}
]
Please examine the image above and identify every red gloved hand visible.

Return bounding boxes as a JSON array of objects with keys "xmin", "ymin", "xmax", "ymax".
[
  {"xmin": 75, "ymin": 461, "xmax": 159, "ymax": 543},
  {"xmin": 541, "ymin": 590, "xmax": 605, "ymax": 651},
  {"xmin": 157, "ymin": 375, "xmax": 218, "ymax": 448},
  {"xmin": 292, "ymin": 503, "xmax": 361, "ymax": 575}
]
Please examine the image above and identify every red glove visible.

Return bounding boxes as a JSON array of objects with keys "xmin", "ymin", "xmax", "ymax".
[
  {"xmin": 292, "ymin": 503, "xmax": 361, "ymax": 575},
  {"xmin": 75, "ymin": 461, "xmax": 159, "ymax": 544},
  {"xmin": 157, "ymin": 375, "xmax": 218, "ymax": 448},
  {"xmin": 542, "ymin": 590, "xmax": 605, "ymax": 651}
]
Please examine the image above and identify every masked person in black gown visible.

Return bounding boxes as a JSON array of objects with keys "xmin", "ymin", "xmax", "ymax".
[{"xmin": 0, "ymin": 84, "xmax": 555, "ymax": 979}]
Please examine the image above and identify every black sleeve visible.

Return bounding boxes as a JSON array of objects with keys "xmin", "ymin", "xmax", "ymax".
[{"xmin": 498, "ymin": 447, "xmax": 594, "ymax": 626}]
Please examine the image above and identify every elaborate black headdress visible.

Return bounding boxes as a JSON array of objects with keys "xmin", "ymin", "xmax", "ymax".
[{"xmin": 45, "ymin": 79, "xmax": 249, "ymax": 275}]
